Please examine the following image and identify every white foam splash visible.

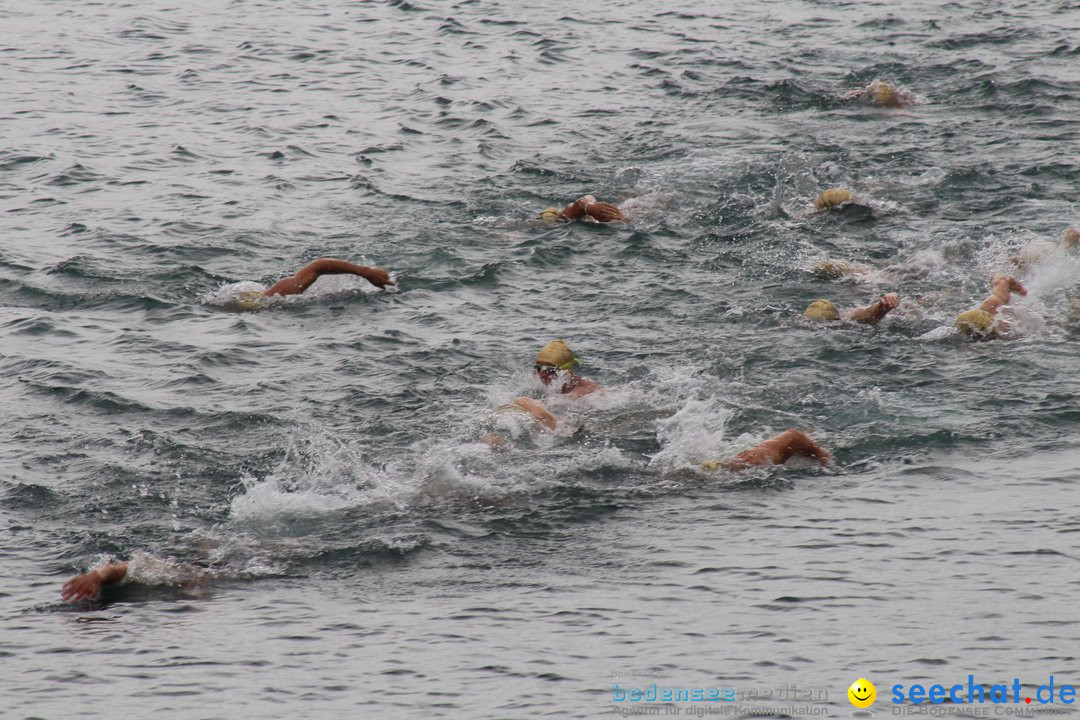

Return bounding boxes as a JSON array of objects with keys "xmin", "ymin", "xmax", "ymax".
[
  {"xmin": 203, "ymin": 280, "xmax": 270, "ymax": 311},
  {"xmin": 650, "ymin": 397, "xmax": 733, "ymax": 471},
  {"xmin": 124, "ymin": 549, "xmax": 211, "ymax": 585},
  {"xmin": 917, "ymin": 325, "xmax": 960, "ymax": 342},
  {"xmin": 204, "ymin": 273, "xmax": 388, "ymax": 312},
  {"xmin": 227, "ymin": 428, "xmax": 404, "ymax": 528}
]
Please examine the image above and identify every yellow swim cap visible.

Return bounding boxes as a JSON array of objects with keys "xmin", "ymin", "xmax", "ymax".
[
  {"xmin": 537, "ymin": 207, "xmax": 562, "ymax": 221},
  {"xmin": 701, "ymin": 459, "xmax": 723, "ymax": 471},
  {"xmin": 536, "ymin": 339, "xmax": 576, "ymax": 369},
  {"xmin": 1062, "ymin": 227, "xmax": 1080, "ymax": 250},
  {"xmin": 954, "ymin": 309, "xmax": 995, "ymax": 338},
  {"xmin": 803, "ymin": 299, "xmax": 839, "ymax": 322},
  {"xmin": 812, "ymin": 260, "xmax": 855, "ymax": 280},
  {"xmin": 815, "ymin": 188, "xmax": 854, "ymax": 210},
  {"xmin": 872, "ymin": 81, "xmax": 899, "ymax": 107},
  {"xmin": 230, "ymin": 289, "xmax": 265, "ymax": 312}
]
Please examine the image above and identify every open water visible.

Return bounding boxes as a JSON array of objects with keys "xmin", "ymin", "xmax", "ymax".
[{"xmin": 2, "ymin": 1, "xmax": 1080, "ymax": 718}]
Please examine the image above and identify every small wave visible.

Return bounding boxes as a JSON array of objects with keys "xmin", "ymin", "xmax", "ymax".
[
  {"xmin": 929, "ymin": 28, "xmax": 1029, "ymax": 50},
  {"xmin": 0, "ymin": 152, "xmax": 53, "ymax": 172},
  {"xmin": 45, "ymin": 163, "xmax": 106, "ymax": 187},
  {"xmin": 387, "ymin": 0, "xmax": 427, "ymax": 11},
  {"xmin": 125, "ymin": 550, "xmax": 212, "ymax": 586},
  {"xmin": 2, "ymin": 481, "xmax": 61, "ymax": 510}
]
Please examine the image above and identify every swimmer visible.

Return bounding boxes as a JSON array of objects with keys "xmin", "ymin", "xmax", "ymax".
[
  {"xmin": 1009, "ymin": 226, "xmax": 1080, "ymax": 269},
  {"xmin": 954, "ymin": 274, "xmax": 1027, "ymax": 339},
  {"xmin": 702, "ymin": 428, "xmax": 830, "ymax": 471},
  {"xmin": 222, "ymin": 258, "xmax": 394, "ymax": 311},
  {"xmin": 61, "ymin": 553, "xmax": 211, "ymax": 603},
  {"xmin": 60, "ymin": 548, "xmax": 234, "ymax": 606},
  {"xmin": 803, "ymin": 292, "xmax": 901, "ymax": 325},
  {"xmin": 534, "ymin": 340, "xmax": 601, "ymax": 398},
  {"xmin": 840, "ymin": 79, "xmax": 913, "ymax": 108},
  {"xmin": 538, "ymin": 194, "xmax": 625, "ymax": 223}
]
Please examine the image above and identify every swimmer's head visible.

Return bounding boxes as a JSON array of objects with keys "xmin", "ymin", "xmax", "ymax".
[
  {"xmin": 815, "ymin": 188, "xmax": 854, "ymax": 210},
  {"xmin": 871, "ymin": 80, "xmax": 900, "ymax": 107},
  {"xmin": 225, "ymin": 289, "xmax": 266, "ymax": 312},
  {"xmin": 954, "ymin": 309, "xmax": 995, "ymax": 338},
  {"xmin": 803, "ymin": 299, "xmax": 839, "ymax": 323},
  {"xmin": 1062, "ymin": 227, "xmax": 1080, "ymax": 250},
  {"xmin": 812, "ymin": 260, "xmax": 855, "ymax": 280},
  {"xmin": 537, "ymin": 207, "xmax": 562, "ymax": 222},
  {"xmin": 535, "ymin": 340, "xmax": 577, "ymax": 383}
]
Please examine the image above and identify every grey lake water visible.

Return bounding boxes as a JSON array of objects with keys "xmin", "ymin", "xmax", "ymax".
[{"xmin": 2, "ymin": 0, "xmax": 1080, "ymax": 718}]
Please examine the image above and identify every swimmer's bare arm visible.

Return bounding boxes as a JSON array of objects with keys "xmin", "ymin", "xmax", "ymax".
[
  {"xmin": 559, "ymin": 195, "xmax": 624, "ymax": 223},
  {"xmin": 723, "ymin": 429, "xmax": 830, "ymax": 470},
  {"xmin": 558, "ymin": 195, "xmax": 595, "ymax": 220},
  {"xmin": 1011, "ymin": 231, "xmax": 1077, "ymax": 266},
  {"xmin": 565, "ymin": 375, "xmax": 601, "ymax": 398},
  {"xmin": 847, "ymin": 292, "xmax": 900, "ymax": 325},
  {"xmin": 979, "ymin": 274, "xmax": 1026, "ymax": 316},
  {"xmin": 61, "ymin": 561, "xmax": 128, "ymax": 602},
  {"xmin": 510, "ymin": 397, "xmax": 557, "ymax": 431},
  {"xmin": 584, "ymin": 202, "xmax": 625, "ymax": 222},
  {"xmin": 264, "ymin": 258, "xmax": 394, "ymax": 296}
]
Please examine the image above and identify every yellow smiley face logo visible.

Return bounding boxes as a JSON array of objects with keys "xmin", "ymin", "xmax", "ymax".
[{"xmin": 848, "ymin": 678, "xmax": 876, "ymax": 708}]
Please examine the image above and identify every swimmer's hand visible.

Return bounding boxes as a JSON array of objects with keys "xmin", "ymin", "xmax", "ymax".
[
  {"xmin": 848, "ymin": 291, "xmax": 900, "ymax": 325},
  {"xmin": 61, "ymin": 562, "xmax": 128, "ymax": 603},
  {"xmin": 62, "ymin": 573, "xmax": 104, "ymax": 602},
  {"xmin": 362, "ymin": 266, "xmax": 394, "ymax": 289},
  {"xmin": 481, "ymin": 433, "xmax": 508, "ymax": 450},
  {"xmin": 558, "ymin": 195, "xmax": 624, "ymax": 222}
]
